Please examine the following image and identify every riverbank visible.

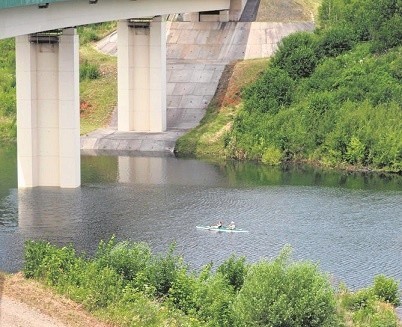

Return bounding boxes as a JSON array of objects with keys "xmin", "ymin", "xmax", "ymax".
[
  {"xmin": 2, "ymin": 238, "xmax": 401, "ymax": 327},
  {"xmin": 0, "ymin": 272, "xmax": 112, "ymax": 327}
]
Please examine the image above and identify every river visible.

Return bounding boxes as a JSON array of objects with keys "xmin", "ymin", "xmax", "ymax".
[{"xmin": 0, "ymin": 147, "xmax": 401, "ymax": 290}]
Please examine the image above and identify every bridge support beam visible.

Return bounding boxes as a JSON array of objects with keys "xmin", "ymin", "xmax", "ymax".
[
  {"xmin": 117, "ymin": 16, "xmax": 167, "ymax": 132},
  {"xmin": 16, "ymin": 28, "xmax": 80, "ymax": 188}
]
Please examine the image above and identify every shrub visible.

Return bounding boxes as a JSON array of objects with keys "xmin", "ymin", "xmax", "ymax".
[
  {"xmin": 315, "ymin": 25, "xmax": 357, "ymax": 58},
  {"xmin": 216, "ymin": 255, "xmax": 248, "ymax": 292},
  {"xmin": 371, "ymin": 14, "xmax": 402, "ymax": 53},
  {"xmin": 352, "ymin": 301, "xmax": 400, "ymax": 327},
  {"xmin": 80, "ymin": 60, "xmax": 100, "ymax": 80},
  {"xmin": 79, "ymin": 262, "xmax": 123, "ymax": 310},
  {"xmin": 261, "ymin": 146, "xmax": 282, "ymax": 165},
  {"xmin": 232, "ymin": 247, "xmax": 337, "ymax": 327},
  {"xmin": 345, "ymin": 136, "xmax": 366, "ymax": 165},
  {"xmin": 243, "ymin": 68, "xmax": 294, "ymax": 114},
  {"xmin": 95, "ymin": 240, "xmax": 152, "ymax": 282},
  {"xmin": 24, "ymin": 240, "xmax": 80, "ymax": 286},
  {"xmin": 140, "ymin": 243, "xmax": 184, "ymax": 297},
  {"xmin": 168, "ymin": 268, "xmax": 199, "ymax": 314},
  {"xmin": 342, "ymin": 288, "xmax": 374, "ymax": 311},
  {"xmin": 372, "ymin": 275, "xmax": 401, "ymax": 306},
  {"xmin": 272, "ymin": 32, "xmax": 318, "ymax": 79},
  {"xmin": 24, "ymin": 240, "xmax": 54, "ymax": 279},
  {"xmin": 195, "ymin": 272, "xmax": 236, "ymax": 327},
  {"xmin": 0, "ymin": 92, "xmax": 16, "ymax": 117}
]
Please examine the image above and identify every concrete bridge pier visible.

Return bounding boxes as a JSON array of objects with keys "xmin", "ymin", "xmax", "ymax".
[
  {"xmin": 118, "ymin": 16, "xmax": 167, "ymax": 132},
  {"xmin": 16, "ymin": 28, "xmax": 80, "ymax": 188}
]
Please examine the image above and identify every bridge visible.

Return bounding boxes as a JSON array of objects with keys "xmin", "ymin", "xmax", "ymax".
[{"xmin": 0, "ymin": 0, "xmax": 247, "ymax": 188}]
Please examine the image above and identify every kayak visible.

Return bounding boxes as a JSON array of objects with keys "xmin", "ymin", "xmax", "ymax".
[{"xmin": 196, "ymin": 226, "xmax": 249, "ymax": 233}]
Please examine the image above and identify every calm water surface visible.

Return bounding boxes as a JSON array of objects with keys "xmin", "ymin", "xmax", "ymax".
[{"xmin": 0, "ymin": 147, "xmax": 401, "ymax": 290}]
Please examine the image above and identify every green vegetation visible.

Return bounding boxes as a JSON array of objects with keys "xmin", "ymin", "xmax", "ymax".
[
  {"xmin": 228, "ymin": 0, "xmax": 402, "ymax": 172},
  {"xmin": 78, "ymin": 22, "xmax": 117, "ymax": 135},
  {"xmin": 175, "ymin": 59, "xmax": 269, "ymax": 159},
  {"xmin": 0, "ymin": 22, "xmax": 116, "ymax": 142},
  {"xmin": 177, "ymin": 0, "xmax": 402, "ymax": 173},
  {"xmin": 24, "ymin": 239, "xmax": 401, "ymax": 327},
  {"xmin": 0, "ymin": 38, "xmax": 16, "ymax": 143}
]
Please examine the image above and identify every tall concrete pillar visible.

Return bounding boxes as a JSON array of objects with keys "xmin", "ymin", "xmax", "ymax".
[
  {"xmin": 117, "ymin": 16, "xmax": 166, "ymax": 132},
  {"xmin": 16, "ymin": 28, "xmax": 80, "ymax": 188}
]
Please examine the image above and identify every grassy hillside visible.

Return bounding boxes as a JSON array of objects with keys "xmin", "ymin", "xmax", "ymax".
[{"xmin": 177, "ymin": 0, "xmax": 402, "ymax": 173}]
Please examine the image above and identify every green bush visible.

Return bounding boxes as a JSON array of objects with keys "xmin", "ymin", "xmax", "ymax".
[
  {"xmin": 79, "ymin": 262, "xmax": 123, "ymax": 310},
  {"xmin": 168, "ymin": 268, "xmax": 199, "ymax": 314},
  {"xmin": 261, "ymin": 146, "xmax": 282, "ymax": 165},
  {"xmin": 140, "ymin": 243, "xmax": 184, "ymax": 297},
  {"xmin": 232, "ymin": 247, "xmax": 337, "ymax": 327},
  {"xmin": 342, "ymin": 288, "xmax": 374, "ymax": 311},
  {"xmin": 371, "ymin": 14, "xmax": 402, "ymax": 53},
  {"xmin": 315, "ymin": 25, "xmax": 357, "ymax": 58},
  {"xmin": 243, "ymin": 67, "xmax": 294, "ymax": 114},
  {"xmin": 352, "ymin": 302, "xmax": 400, "ymax": 327},
  {"xmin": 80, "ymin": 60, "xmax": 100, "ymax": 80},
  {"xmin": 195, "ymin": 272, "xmax": 235, "ymax": 327},
  {"xmin": 272, "ymin": 32, "xmax": 318, "ymax": 79},
  {"xmin": 94, "ymin": 239, "xmax": 152, "ymax": 282},
  {"xmin": 216, "ymin": 255, "xmax": 248, "ymax": 292},
  {"xmin": 372, "ymin": 275, "xmax": 401, "ymax": 306},
  {"xmin": 24, "ymin": 240, "xmax": 80, "ymax": 285}
]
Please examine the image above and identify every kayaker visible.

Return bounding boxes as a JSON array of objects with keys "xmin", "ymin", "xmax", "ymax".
[
  {"xmin": 216, "ymin": 221, "xmax": 223, "ymax": 228},
  {"xmin": 228, "ymin": 221, "xmax": 235, "ymax": 230}
]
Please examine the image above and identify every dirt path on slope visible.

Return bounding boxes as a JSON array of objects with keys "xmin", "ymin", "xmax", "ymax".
[{"xmin": 0, "ymin": 273, "xmax": 113, "ymax": 327}]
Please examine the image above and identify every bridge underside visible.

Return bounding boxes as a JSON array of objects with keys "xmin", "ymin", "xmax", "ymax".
[
  {"xmin": 0, "ymin": 0, "xmax": 230, "ymax": 39},
  {"xmin": 2, "ymin": 0, "xmax": 231, "ymax": 188}
]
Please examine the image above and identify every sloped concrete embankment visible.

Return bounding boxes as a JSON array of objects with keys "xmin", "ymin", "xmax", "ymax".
[{"xmin": 81, "ymin": 21, "xmax": 314, "ymax": 154}]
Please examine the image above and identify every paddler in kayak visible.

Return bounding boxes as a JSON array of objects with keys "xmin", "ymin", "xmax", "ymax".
[
  {"xmin": 228, "ymin": 221, "xmax": 236, "ymax": 230},
  {"xmin": 214, "ymin": 221, "xmax": 223, "ymax": 229}
]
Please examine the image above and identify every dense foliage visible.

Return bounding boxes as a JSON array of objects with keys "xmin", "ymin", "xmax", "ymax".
[
  {"xmin": 226, "ymin": 0, "xmax": 402, "ymax": 172},
  {"xmin": 23, "ymin": 239, "xmax": 401, "ymax": 327}
]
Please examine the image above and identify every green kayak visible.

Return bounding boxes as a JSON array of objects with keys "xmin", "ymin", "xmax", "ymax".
[{"xmin": 196, "ymin": 226, "xmax": 249, "ymax": 233}]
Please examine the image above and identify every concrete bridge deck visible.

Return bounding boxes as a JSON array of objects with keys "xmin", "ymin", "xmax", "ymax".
[{"xmin": 81, "ymin": 20, "xmax": 314, "ymax": 154}]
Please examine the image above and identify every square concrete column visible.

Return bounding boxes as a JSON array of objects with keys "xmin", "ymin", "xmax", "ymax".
[
  {"xmin": 58, "ymin": 28, "xmax": 80, "ymax": 188},
  {"xmin": 16, "ymin": 35, "xmax": 39, "ymax": 188},
  {"xmin": 150, "ymin": 16, "xmax": 167, "ymax": 132},
  {"xmin": 118, "ymin": 17, "xmax": 167, "ymax": 132},
  {"xmin": 16, "ymin": 28, "xmax": 80, "ymax": 188}
]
